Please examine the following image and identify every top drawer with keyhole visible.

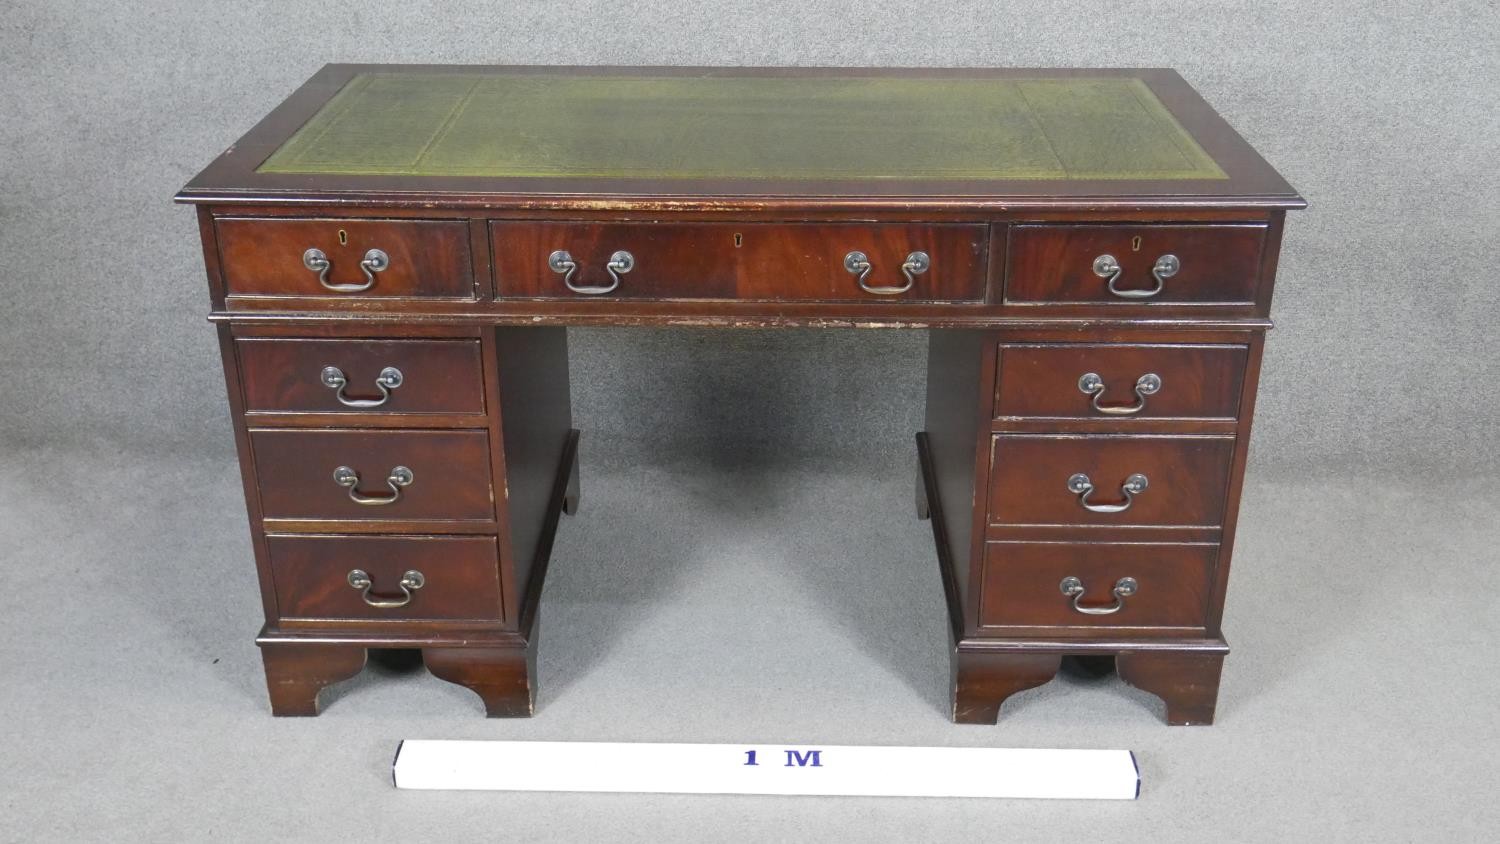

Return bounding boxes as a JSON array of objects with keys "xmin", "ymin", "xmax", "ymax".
[
  {"xmin": 490, "ymin": 222, "xmax": 986, "ymax": 301},
  {"xmin": 1002, "ymin": 223, "xmax": 1267, "ymax": 308},
  {"xmin": 215, "ymin": 218, "xmax": 476, "ymax": 299}
]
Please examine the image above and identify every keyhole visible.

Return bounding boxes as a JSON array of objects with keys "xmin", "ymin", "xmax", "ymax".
[
  {"xmin": 733, "ymin": 232, "xmax": 743, "ymax": 248},
  {"xmin": 1131, "ymin": 235, "xmax": 1142, "ymax": 252},
  {"xmin": 338, "ymin": 229, "xmax": 349, "ymax": 246}
]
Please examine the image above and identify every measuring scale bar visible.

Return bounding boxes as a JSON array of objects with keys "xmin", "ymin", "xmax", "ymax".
[{"xmin": 393, "ymin": 740, "xmax": 1140, "ymax": 799}]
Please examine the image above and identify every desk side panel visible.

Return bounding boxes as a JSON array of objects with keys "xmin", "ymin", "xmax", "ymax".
[
  {"xmin": 924, "ymin": 330, "xmax": 993, "ymax": 631},
  {"xmin": 492, "ymin": 326, "xmax": 574, "ymax": 623}
]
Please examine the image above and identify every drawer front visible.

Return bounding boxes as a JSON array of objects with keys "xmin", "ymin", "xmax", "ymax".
[
  {"xmin": 251, "ymin": 429, "xmax": 494, "ymax": 522},
  {"xmin": 268, "ymin": 535, "xmax": 503, "ymax": 623},
  {"xmin": 978, "ymin": 541, "xmax": 1215, "ymax": 631},
  {"xmin": 238, "ymin": 338, "xmax": 485, "ymax": 415},
  {"xmin": 988, "ymin": 434, "xmax": 1235, "ymax": 528},
  {"xmin": 217, "ymin": 218, "xmax": 474, "ymax": 298},
  {"xmin": 492, "ymin": 222, "xmax": 987, "ymax": 301},
  {"xmin": 995, "ymin": 343, "xmax": 1248, "ymax": 421},
  {"xmin": 1004, "ymin": 224, "xmax": 1265, "ymax": 306}
]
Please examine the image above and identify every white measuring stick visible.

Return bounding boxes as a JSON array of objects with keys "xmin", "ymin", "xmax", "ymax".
[{"xmin": 392, "ymin": 740, "xmax": 1139, "ymax": 799}]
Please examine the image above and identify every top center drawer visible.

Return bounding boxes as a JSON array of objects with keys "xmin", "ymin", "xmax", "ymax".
[{"xmin": 491, "ymin": 222, "xmax": 987, "ymax": 302}]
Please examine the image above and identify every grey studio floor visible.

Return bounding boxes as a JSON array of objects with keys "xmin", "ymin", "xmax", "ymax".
[{"xmin": 2, "ymin": 396, "xmax": 1497, "ymax": 841}]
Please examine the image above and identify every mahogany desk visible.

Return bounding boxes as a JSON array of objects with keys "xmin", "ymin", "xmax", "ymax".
[{"xmin": 177, "ymin": 65, "xmax": 1302, "ymax": 724}]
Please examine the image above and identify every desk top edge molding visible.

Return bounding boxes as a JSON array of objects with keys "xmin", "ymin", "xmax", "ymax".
[{"xmin": 177, "ymin": 64, "xmax": 1304, "ymax": 211}]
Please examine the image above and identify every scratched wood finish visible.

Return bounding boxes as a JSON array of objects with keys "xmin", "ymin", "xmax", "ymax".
[
  {"xmin": 994, "ymin": 343, "xmax": 1248, "ymax": 421},
  {"xmin": 216, "ymin": 218, "xmax": 475, "ymax": 298},
  {"xmin": 987, "ymin": 434, "xmax": 1235, "ymax": 529},
  {"xmin": 492, "ymin": 222, "xmax": 988, "ymax": 301},
  {"xmin": 237, "ymin": 337, "xmax": 485, "ymax": 414},
  {"xmin": 250, "ymin": 428, "xmax": 495, "ymax": 521},
  {"xmin": 1004, "ymin": 224, "xmax": 1266, "ymax": 306},
  {"xmin": 267, "ymin": 534, "xmax": 504, "ymax": 623},
  {"xmin": 978, "ymin": 541, "xmax": 1216, "ymax": 631}
]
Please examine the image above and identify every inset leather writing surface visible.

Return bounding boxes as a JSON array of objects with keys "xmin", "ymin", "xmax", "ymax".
[{"xmin": 259, "ymin": 73, "xmax": 1227, "ymax": 182}]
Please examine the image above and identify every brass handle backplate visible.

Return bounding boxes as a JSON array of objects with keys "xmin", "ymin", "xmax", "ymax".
[
  {"xmin": 1078, "ymin": 372, "xmax": 1162, "ymax": 416},
  {"xmin": 1059, "ymin": 576, "xmax": 1137, "ymax": 615},
  {"xmin": 1067, "ymin": 472, "xmax": 1148, "ymax": 513},
  {"xmin": 549, "ymin": 249, "xmax": 633, "ymax": 295},
  {"xmin": 303, "ymin": 247, "xmax": 389, "ymax": 293},
  {"xmin": 348, "ymin": 569, "xmax": 425, "ymax": 609},
  {"xmin": 1093, "ymin": 253, "xmax": 1178, "ymax": 299},
  {"xmin": 333, "ymin": 465, "xmax": 413, "ymax": 506},
  {"xmin": 845, "ymin": 250, "xmax": 929, "ymax": 295},
  {"xmin": 321, "ymin": 366, "xmax": 404, "ymax": 408}
]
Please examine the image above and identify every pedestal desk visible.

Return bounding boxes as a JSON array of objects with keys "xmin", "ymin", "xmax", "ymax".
[{"xmin": 177, "ymin": 65, "xmax": 1302, "ymax": 724}]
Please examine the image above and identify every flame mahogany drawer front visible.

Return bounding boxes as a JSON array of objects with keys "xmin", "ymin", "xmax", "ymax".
[
  {"xmin": 988, "ymin": 434, "xmax": 1236, "ymax": 529},
  {"xmin": 268, "ymin": 535, "xmax": 504, "ymax": 624},
  {"xmin": 978, "ymin": 541, "xmax": 1216, "ymax": 632},
  {"xmin": 250, "ymin": 429, "xmax": 495, "ymax": 522},
  {"xmin": 237, "ymin": 338, "xmax": 486, "ymax": 416},
  {"xmin": 216, "ymin": 218, "xmax": 475, "ymax": 298},
  {"xmin": 491, "ymin": 222, "xmax": 988, "ymax": 301},
  {"xmin": 1003, "ymin": 223, "xmax": 1267, "ymax": 307},
  {"xmin": 994, "ymin": 343, "xmax": 1249, "ymax": 422}
]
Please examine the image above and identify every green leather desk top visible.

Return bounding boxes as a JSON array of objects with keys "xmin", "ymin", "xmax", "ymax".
[{"xmin": 257, "ymin": 72, "xmax": 1227, "ymax": 182}]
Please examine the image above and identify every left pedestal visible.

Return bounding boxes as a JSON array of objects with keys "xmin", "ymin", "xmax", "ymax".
[{"xmin": 216, "ymin": 319, "xmax": 577, "ymax": 717}]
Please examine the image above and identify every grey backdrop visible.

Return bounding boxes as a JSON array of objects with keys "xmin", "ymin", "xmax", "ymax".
[
  {"xmin": 2, "ymin": 1, "xmax": 1498, "ymax": 841},
  {"xmin": 3, "ymin": 0, "xmax": 1497, "ymax": 473}
]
